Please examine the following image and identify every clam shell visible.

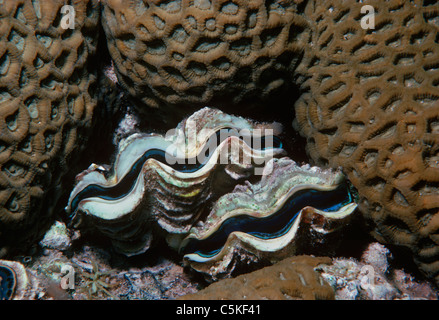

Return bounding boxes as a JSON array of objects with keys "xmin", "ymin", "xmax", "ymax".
[
  {"xmin": 180, "ymin": 157, "xmax": 357, "ymax": 280},
  {"xmin": 66, "ymin": 108, "xmax": 285, "ymax": 256}
]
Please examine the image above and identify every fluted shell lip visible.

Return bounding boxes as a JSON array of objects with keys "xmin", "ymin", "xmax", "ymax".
[
  {"xmin": 66, "ymin": 131, "xmax": 284, "ymax": 218},
  {"xmin": 73, "ymin": 168, "xmax": 146, "ymax": 220},
  {"xmin": 181, "ymin": 202, "xmax": 357, "ymax": 263},
  {"xmin": 179, "ymin": 157, "xmax": 357, "ymax": 277},
  {"xmin": 115, "ymin": 133, "xmax": 167, "ymax": 181},
  {"xmin": 66, "ymin": 108, "xmax": 284, "ymax": 218},
  {"xmin": 64, "ymin": 108, "xmax": 285, "ymax": 256},
  {"xmin": 182, "ymin": 182, "xmax": 346, "ymax": 241}
]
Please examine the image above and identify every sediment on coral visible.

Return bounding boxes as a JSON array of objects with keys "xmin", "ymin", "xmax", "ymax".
[
  {"xmin": 100, "ymin": 0, "xmax": 310, "ymax": 121},
  {"xmin": 293, "ymin": 0, "xmax": 439, "ymax": 284},
  {"xmin": 66, "ymin": 108, "xmax": 285, "ymax": 257},
  {"xmin": 0, "ymin": 0, "xmax": 101, "ymax": 257},
  {"xmin": 179, "ymin": 255, "xmax": 335, "ymax": 300}
]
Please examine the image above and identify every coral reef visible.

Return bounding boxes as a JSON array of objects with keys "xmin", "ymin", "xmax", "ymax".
[
  {"xmin": 66, "ymin": 108, "xmax": 285, "ymax": 257},
  {"xmin": 3, "ymin": 221, "xmax": 437, "ymax": 300},
  {"xmin": 179, "ymin": 255, "xmax": 335, "ymax": 300},
  {"xmin": 181, "ymin": 157, "xmax": 357, "ymax": 280},
  {"xmin": 100, "ymin": 0, "xmax": 309, "ymax": 120},
  {"xmin": 0, "ymin": 0, "xmax": 100, "ymax": 257},
  {"xmin": 293, "ymin": 0, "xmax": 439, "ymax": 284},
  {"xmin": 2, "ymin": 0, "xmax": 439, "ymax": 297},
  {"xmin": 98, "ymin": 0, "xmax": 439, "ymax": 287},
  {"xmin": 318, "ymin": 242, "xmax": 438, "ymax": 300},
  {"xmin": 26, "ymin": 243, "xmax": 200, "ymax": 300}
]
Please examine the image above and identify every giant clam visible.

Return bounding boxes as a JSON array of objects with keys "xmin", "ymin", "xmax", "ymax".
[
  {"xmin": 66, "ymin": 108, "xmax": 285, "ymax": 256},
  {"xmin": 180, "ymin": 157, "xmax": 357, "ymax": 280},
  {"xmin": 0, "ymin": 264, "xmax": 16, "ymax": 300}
]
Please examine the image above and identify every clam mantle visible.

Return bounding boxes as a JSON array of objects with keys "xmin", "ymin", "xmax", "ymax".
[
  {"xmin": 180, "ymin": 157, "xmax": 357, "ymax": 280},
  {"xmin": 65, "ymin": 108, "xmax": 285, "ymax": 256}
]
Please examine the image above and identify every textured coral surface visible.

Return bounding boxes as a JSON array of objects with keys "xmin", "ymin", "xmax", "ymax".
[
  {"xmin": 319, "ymin": 242, "xmax": 438, "ymax": 300},
  {"xmin": 293, "ymin": 0, "xmax": 439, "ymax": 283},
  {"xmin": 0, "ymin": 0, "xmax": 100, "ymax": 256},
  {"xmin": 180, "ymin": 255, "xmax": 335, "ymax": 300},
  {"xmin": 101, "ymin": 0, "xmax": 309, "ymax": 120}
]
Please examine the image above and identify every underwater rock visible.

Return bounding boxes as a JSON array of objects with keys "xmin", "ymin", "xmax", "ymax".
[
  {"xmin": 318, "ymin": 258, "xmax": 399, "ymax": 300},
  {"xmin": 0, "ymin": 0, "xmax": 100, "ymax": 257},
  {"xmin": 179, "ymin": 255, "xmax": 335, "ymax": 300},
  {"xmin": 293, "ymin": 0, "xmax": 439, "ymax": 285},
  {"xmin": 66, "ymin": 108, "xmax": 285, "ymax": 256},
  {"xmin": 101, "ymin": 0, "xmax": 310, "ymax": 120},
  {"xmin": 39, "ymin": 221, "xmax": 72, "ymax": 251},
  {"xmin": 318, "ymin": 242, "xmax": 438, "ymax": 300},
  {"xmin": 361, "ymin": 242, "xmax": 392, "ymax": 275},
  {"xmin": 180, "ymin": 157, "xmax": 357, "ymax": 280}
]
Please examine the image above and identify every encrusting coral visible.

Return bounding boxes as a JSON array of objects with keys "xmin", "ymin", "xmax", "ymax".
[
  {"xmin": 0, "ymin": 0, "xmax": 100, "ymax": 257},
  {"xmin": 318, "ymin": 242, "xmax": 438, "ymax": 300},
  {"xmin": 293, "ymin": 0, "xmax": 439, "ymax": 284},
  {"xmin": 100, "ymin": 0, "xmax": 309, "ymax": 119},
  {"xmin": 179, "ymin": 255, "xmax": 335, "ymax": 300}
]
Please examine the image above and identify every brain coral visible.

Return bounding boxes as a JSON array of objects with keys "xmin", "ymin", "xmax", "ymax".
[
  {"xmin": 293, "ymin": 0, "xmax": 439, "ymax": 283},
  {"xmin": 179, "ymin": 255, "xmax": 334, "ymax": 300},
  {"xmin": 0, "ymin": 0, "xmax": 100, "ymax": 256},
  {"xmin": 101, "ymin": 0, "xmax": 309, "ymax": 119}
]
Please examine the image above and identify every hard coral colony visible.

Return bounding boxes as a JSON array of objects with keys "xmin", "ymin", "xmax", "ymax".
[{"xmin": 0, "ymin": 0, "xmax": 438, "ymax": 301}]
